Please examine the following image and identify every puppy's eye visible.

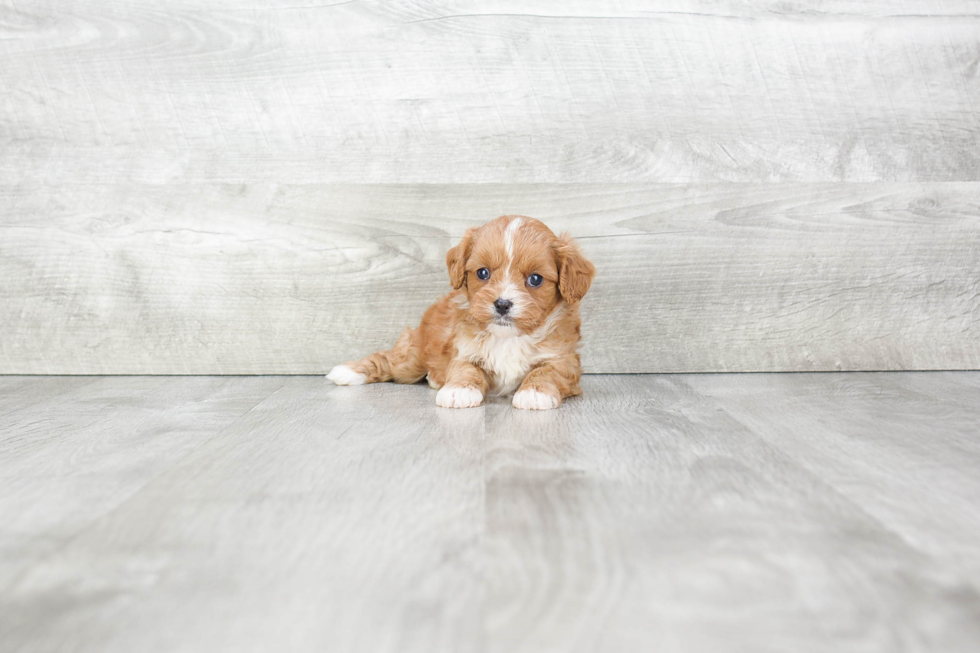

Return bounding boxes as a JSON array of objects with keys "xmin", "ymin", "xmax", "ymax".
[
  {"xmin": 527, "ymin": 273, "xmax": 543, "ymax": 288},
  {"xmin": 476, "ymin": 268, "xmax": 491, "ymax": 281}
]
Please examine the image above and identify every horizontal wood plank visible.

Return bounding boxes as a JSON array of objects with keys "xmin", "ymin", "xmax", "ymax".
[
  {"xmin": 1, "ymin": 183, "xmax": 977, "ymax": 373},
  {"xmin": 1, "ymin": 2, "xmax": 979, "ymax": 183}
]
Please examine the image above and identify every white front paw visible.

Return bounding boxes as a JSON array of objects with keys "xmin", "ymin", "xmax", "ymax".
[
  {"xmin": 326, "ymin": 364, "xmax": 366, "ymax": 386},
  {"xmin": 513, "ymin": 388, "xmax": 559, "ymax": 410},
  {"xmin": 436, "ymin": 386, "xmax": 484, "ymax": 408}
]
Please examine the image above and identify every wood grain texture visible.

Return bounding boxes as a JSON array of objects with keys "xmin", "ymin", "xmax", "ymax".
[
  {"xmin": 1, "ymin": 373, "xmax": 979, "ymax": 652},
  {"xmin": 1, "ymin": 1, "xmax": 979, "ymax": 183},
  {"xmin": 0, "ymin": 376, "xmax": 101, "ymax": 418},
  {"xmin": 483, "ymin": 374, "xmax": 980, "ymax": 652},
  {"xmin": 684, "ymin": 371, "xmax": 980, "ymax": 589},
  {"xmin": 0, "ymin": 376, "xmax": 283, "ymax": 588},
  {"xmin": 2, "ymin": 183, "xmax": 977, "ymax": 374},
  {"xmin": 3, "ymin": 1, "xmax": 979, "ymax": 373},
  {"xmin": 0, "ymin": 376, "xmax": 488, "ymax": 653}
]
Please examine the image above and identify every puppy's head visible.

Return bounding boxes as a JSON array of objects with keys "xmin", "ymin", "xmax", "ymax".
[{"xmin": 446, "ymin": 215, "xmax": 595, "ymax": 336}]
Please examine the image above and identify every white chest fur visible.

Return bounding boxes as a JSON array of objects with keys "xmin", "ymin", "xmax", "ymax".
[
  {"xmin": 456, "ymin": 328, "xmax": 549, "ymax": 396},
  {"xmin": 457, "ymin": 334, "xmax": 541, "ymax": 395},
  {"xmin": 454, "ymin": 303, "xmax": 566, "ymax": 396}
]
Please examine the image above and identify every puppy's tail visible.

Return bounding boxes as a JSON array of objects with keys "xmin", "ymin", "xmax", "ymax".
[{"xmin": 327, "ymin": 327, "xmax": 427, "ymax": 386}]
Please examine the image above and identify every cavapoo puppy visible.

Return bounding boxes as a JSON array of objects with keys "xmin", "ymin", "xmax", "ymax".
[{"xmin": 327, "ymin": 215, "xmax": 595, "ymax": 410}]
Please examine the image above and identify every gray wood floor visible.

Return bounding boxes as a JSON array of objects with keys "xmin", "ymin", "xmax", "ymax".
[{"xmin": 1, "ymin": 374, "xmax": 978, "ymax": 652}]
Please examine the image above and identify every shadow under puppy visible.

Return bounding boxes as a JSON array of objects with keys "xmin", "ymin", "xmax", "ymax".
[{"xmin": 328, "ymin": 215, "xmax": 595, "ymax": 409}]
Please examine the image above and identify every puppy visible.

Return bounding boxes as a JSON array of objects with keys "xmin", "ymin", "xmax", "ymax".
[{"xmin": 327, "ymin": 215, "xmax": 595, "ymax": 409}]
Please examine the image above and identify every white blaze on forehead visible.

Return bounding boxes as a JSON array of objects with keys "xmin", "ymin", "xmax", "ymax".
[
  {"xmin": 498, "ymin": 218, "xmax": 525, "ymax": 314},
  {"xmin": 504, "ymin": 217, "xmax": 523, "ymax": 260},
  {"xmin": 499, "ymin": 281, "xmax": 519, "ymax": 299}
]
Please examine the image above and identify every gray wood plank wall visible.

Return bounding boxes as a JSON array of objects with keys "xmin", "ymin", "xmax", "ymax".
[{"xmin": 1, "ymin": 1, "xmax": 978, "ymax": 373}]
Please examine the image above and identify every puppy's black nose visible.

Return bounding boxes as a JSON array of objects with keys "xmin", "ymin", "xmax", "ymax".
[{"xmin": 494, "ymin": 298, "xmax": 513, "ymax": 315}]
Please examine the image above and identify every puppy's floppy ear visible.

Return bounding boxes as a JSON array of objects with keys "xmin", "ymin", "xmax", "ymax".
[
  {"xmin": 446, "ymin": 227, "xmax": 477, "ymax": 290},
  {"xmin": 555, "ymin": 233, "xmax": 595, "ymax": 303}
]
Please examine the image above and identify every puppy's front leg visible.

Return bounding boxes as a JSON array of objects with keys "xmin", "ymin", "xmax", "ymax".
[
  {"xmin": 513, "ymin": 358, "xmax": 582, "ymax": 410},
  {"xmin": 436, "ymin": 359, "xmax": 489, "ymax": 409}
]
